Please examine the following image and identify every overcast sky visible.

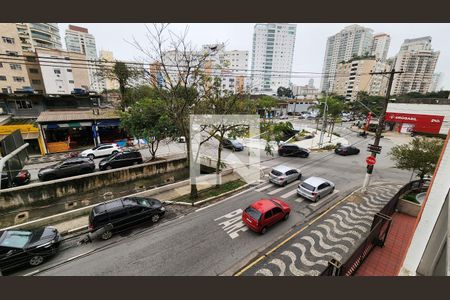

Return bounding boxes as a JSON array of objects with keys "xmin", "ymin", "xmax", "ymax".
[{"xmin": 59, "ymin": 23, "xmax": 450, "ymax": 89}]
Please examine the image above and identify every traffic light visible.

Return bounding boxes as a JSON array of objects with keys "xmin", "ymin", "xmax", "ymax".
[{"xmin": 367, "ymin": 165, "xmax": 374, "ymax": 174}]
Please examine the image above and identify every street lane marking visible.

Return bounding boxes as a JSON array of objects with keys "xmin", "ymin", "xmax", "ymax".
[
  {"xmin": 280, "ymin": 188, "xmax": 298, "ymax": 199},
  {"xmin": 267, "ymin": 181, "xmax": 299, "ymax": 195},
  {"xmin": 255, "ymin": 183, "xmax": 272, "ymax": 192},
  {"xmin": 23, "ymin": 269, "xmax": 40, "ymax": 276},
  {"xmin": 214, "ymin": 208, "xmax": 248, "ymax": 239}
]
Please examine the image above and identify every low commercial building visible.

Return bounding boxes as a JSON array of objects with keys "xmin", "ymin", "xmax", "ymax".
[
  {"xmin": 0, "ymin": 117, "xmax": 45, "ymax": 155},
  {"xmin": 385, "ymin": 98, "xmax": 450, "ymax": 135},
  {"xmin": 36, "ymin": 109, "xmax": 127, "ymax": 154},
  {"xmin": 287, "ymin": 99, "xmax": 318, "ymax": 115}
]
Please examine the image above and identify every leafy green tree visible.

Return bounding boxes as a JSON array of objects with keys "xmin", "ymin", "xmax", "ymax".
[
  {"xmin": 261, "ymin": 121, "xmax": 294, "ymax": 156},
  {"xmin": 389, "ymin": 137, "xmax": 444, "ymax": 181},
  {"xmin": 120, "ymin": 98, "xmax": 177, "ymax": 160},
  {"xmin": 257, "ymin": 96, "xmax": 279, "ymax": 121},
  {"xmin": 277, "ymin": 86, "xmax": 293, "ymax": 98}
]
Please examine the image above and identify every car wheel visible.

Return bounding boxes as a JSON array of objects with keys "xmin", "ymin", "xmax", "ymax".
[
  {"xmin": 298, "ymin": 174, "xmax": 302, "ymax": 180},
  {"xmin": 282, "ymin": 180, "xmax": 287, "ymax": 187},
  {"xmin": 331, "ymin": 187, "xmax": 335, "ymax": 194},
  {"xmin": 112, "ymin": 150, "xmax": 118, "ymax": 155},
  {"xmin": 151, "ymin": 214, "xmax": 160, "ymax": 223},
  {"xmin": 315, "ymin": 195, "xmax": 320, "ymax": 202},
  {"xmin": 101, "ymin": 230, "xmax": 113, "ymax": 240},
  {"xmin": 260, "ymin": 227, "xmax": 268, "ymax": 235},
  {"xmin": 105, "ymin": 165, "xmax": 112, "ymax": 170},
  {"xmin": 29, "ymin": 255, "xmax": 44, "ymax": 266},
  {"xmin": 133, "ymin": 161, "xmax": 139, "ymax": 165},
  {"xmin": 283, "ymin": 213, "xmax": 290, "ymax": 221},
  {"xmin": 87, "ymin": 154, "xmax": 95, "ymax": 160}
]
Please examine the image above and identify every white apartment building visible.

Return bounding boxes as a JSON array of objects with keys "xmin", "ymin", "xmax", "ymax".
[
  {"xmin": 371, "ymin": 33, "xmax": 391, "ymax": 61},
  {"xmin": 429, "ymin": 72, "xmax": 444, "ymax": 92},
  {"xmin": 392, "ymin": 36, "xmax": 440, "ymax": 95},
  {"xmin": 27, "ymin": 23, "xmax": 62, "ymax": 50},
  {"xmin": 320, "ymin": 25, "xmax": 374, "ymax": 93},
  {"xmin": 250, "ymin": 23, "xmax": 297, "ymax": 95},
  {"xmin": 65, "ymin": 25, "xmax": 105, "ymax": 92}
]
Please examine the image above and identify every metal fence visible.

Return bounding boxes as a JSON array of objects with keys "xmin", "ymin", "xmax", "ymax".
[{"xmin": 321, "ymin": 180, "xmax": 425, "ymax": 276}]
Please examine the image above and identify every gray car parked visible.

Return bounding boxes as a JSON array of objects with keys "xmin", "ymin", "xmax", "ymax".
[
  {"xmin": 297, "ymin": 176, "xmax": 335, "ymax": 202},
  {"xmin": 269, "ymin": 165, "xmax": 302, "ymax": 186},
  {"xmin": 38, "ymin": 157, "xmax": 95, "ymax": 181}
]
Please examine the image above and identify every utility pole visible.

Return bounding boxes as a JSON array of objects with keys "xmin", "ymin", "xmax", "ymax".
[
  {"xmin": 362, "ymin": 68, "xmax": 403, "ymax": 192},
  {"xmin": 318, "ymin": 92, "xmax": 328, "ymax": 148}
]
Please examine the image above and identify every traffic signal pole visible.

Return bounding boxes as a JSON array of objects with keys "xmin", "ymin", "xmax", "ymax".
[{"xmin": 362, "ymin": 68, "xmax": 402, "ymax": 192}]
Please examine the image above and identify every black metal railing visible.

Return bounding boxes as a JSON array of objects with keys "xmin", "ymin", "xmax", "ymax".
[{"xmin": 321, "ymin": 180, "xmax": 426, "ymax": 276}]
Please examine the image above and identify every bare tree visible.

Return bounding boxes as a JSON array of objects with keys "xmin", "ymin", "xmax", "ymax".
[{"xmin": 129, "ymin": 24, "xmax": 223, "ymax": 199}]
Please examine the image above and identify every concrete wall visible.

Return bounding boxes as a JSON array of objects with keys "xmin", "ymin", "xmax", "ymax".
[{"xmin": 0, "ymin": 157, "xmax": 188, "ymax": 226}]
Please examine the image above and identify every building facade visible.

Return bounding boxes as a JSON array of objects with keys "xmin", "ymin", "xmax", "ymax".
[
  {"xmin": 0, "ymin": 23, "xmax": 32, "ymax": 93},
  {"xmin": 26, "ymin": 23, "xmax": 62, "ymax": 50},
  {"xmin": 332, "ymin": 57, "xmax": 390, "ymax": 101},
  {"xmin": 321, "ymin": 25, "xmax": 374, "ymax": 93},
  {"xmin": 429, "ymin": 72, "xmax": 444, "ymax": 92},
  {"xmin": 99, "ymin": 50, "xmax": 120, "ymax": 91},
  {"xmin": 292, "ymin": 84, "xmax": 320, "ymax": 99},
  {"xmin": 250, "ymin": 23, "xmax": 297, "ymax": 95},
  {"xmin": 65, "ymin": 25, "xmax": 105, "ymax": 93},
  {"xmin": 36, "ymin": 48, "xmax": 90, "ymax": 94},
  {"xmin": 371, "ymin": 33, "xmax": 391, "ymax": 61},
  {"xmin": 392, "ymin": 36, "xmax": 440, "ymax": 95}
]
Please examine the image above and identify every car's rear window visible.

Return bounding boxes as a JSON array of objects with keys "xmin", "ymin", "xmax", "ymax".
[
  {"xmin": 245, "ymin": 206, "xmax": 262, "ymax": 221},
  {"xmin": 301, "ymin": 182, "xmax": 315, "ymax": 191},
  {"xmin": 271, "ymin": 169, "xmax": 283, "ymax": 176},
  {"xmin": 0, "ymin": 231, "xmax": 32, "ymax": 248}
]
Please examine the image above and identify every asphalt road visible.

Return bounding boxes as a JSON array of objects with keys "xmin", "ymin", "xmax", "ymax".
[{"xmin": 9, "ymin": 123, "xmax": 411, "ymax": 276}]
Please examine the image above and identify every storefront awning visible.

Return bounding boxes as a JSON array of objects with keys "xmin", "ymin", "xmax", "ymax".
[
  {"xmin": 42, "ymin": 122, "xmax": 92, "ymax": 129},
  {"xmin": 0, "ymin": 132, "xmax": 39, "ymax": 140},
  {"xmin": 97, "ymin": 120, "xmax": 120, "ymax": 127}
]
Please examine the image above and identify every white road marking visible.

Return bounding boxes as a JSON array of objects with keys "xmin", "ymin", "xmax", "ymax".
[
  {"xmin": 23, "ymin": 269, "xmax": 40, "ymax": 276},
  {"xmin": 214, "ymin": 208, "xmax": 248, "ymax": 239},
  {"xmin": 66, "ymin": 251, "xmax": 93, "ymax": 262},
  {"xmin": 280, "ymin": 188, "xmax": 298, "ymax": 199},
  {"xmin": 255, "ymin": 183, "xmax": 273, "ymax": 192},
  {"xmin": 267, "ymin": 181, "xmax": 299, "ymax": 195}
]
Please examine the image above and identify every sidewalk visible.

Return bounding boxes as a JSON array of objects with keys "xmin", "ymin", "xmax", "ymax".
[
  {"xmin": 50, "ymin": 171, "xmax": 242, "ymax": 234},
  {"xmin": 238, "ymin": 183, "xmax": 404, "ymax": 276}
]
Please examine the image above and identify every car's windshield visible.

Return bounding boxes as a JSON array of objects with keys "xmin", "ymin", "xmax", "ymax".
[
  {"xmin": 0, "ymin": 230, "xmax": 32, "ymax": 249},
  {"xmin": 244, "ymin": 206, "xmax": 262, "ymax": 221}
]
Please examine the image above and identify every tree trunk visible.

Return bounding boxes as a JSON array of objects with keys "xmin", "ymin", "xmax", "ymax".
[
  {"xmin": 215, "ymin": 131, "xmax": 225, "ymax": 187},
  {"xmin": 185, "ymin": 127, "xmax": 198, "ymax": 200}
]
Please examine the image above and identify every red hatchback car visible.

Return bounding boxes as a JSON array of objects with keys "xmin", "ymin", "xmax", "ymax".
[{"xmin": 242, "ymin": 198, "xmax": 291, "ymax": 234}]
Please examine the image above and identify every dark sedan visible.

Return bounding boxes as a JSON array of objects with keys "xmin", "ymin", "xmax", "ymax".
[
  {"xmin": 38, "ymin": 157, "xmax": 95, "ymax": 181},
  {"xmin": 1, "ymin": 170, "xmax": 31, "ymax": 189},
  {"xmin": 334, "ymin": 145, "xmax": 360, "ymax": 156},
  {"xmin": 0, "ymin": 227, "xmax": 61, "ymax": 273},
  {"xmin": 221, "ymin": 139, "xmax": 244, "ymax": 151}
]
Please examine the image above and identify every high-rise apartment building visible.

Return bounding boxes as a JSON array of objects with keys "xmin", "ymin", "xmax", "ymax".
[
  {"xmin": 392, "ymin": 36, "xmax": 440, "ymax": 95},
  {"xmin": 0, "ymin": 23, "xmax": 32, "ymax": 93},
  {"xmin": 251, "ymin": 23, "xmax": 297, "ymax": 94},
  {"xmin": 65, "ymin": 25, "xmax": 105, "ymax": 92},
  {"xmin": 332, "ymin": 57, "xmax": 390, "ymax": 101},
  {"xmin": 320, "ymin": 25, "xmax": 374, "ymax": 93},
  {"xmin": 99, "ymin": 50, "xmax": 120, "ymax": 91},
  {"xmin": 428, "ymin": 72, "xmax": 443, "ymax": 92},
  {"xmin": 371, "ymin": 33, "xmax": 390, "ymax": 61},
  {"xmin": 27, "ymin": 23, "xmax": 62, "ymax": 50}
]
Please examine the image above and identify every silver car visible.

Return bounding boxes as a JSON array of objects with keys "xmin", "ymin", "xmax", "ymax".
[
  {"xmin": 269, "ymin": 165, "xmax": 302, "ymax": 186},
  {"xmin": 297, "ymin": 176, "xmax": 335, "ymax": 202}
]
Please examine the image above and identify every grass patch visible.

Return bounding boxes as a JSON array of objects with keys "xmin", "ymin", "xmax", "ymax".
[
  {"xmin": 321, "ymin": 144, "xmax": 337, "ymax": 150},
  {"xmin": 174, "ymin": 179, "xmax": 247, "ymax": 203}
]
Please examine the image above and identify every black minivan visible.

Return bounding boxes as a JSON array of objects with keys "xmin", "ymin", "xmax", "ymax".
[
  {"xmin": 88, "ymin": 197, "xmax": 166, "ymax": 240},
  {"xmin": 98, "ymin": 150, "xmax": 143, "ymax": 170}
]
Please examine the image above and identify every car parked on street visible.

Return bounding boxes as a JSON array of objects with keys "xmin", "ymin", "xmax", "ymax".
[
  {"xmin": 297, "ymin": 176, "xmax": 335, "ymax": 202},
  {"xmin": 334, "ymin": 145, "xmax": 360, "ymax": 156},
  {"xmin": 242, "ymin": 198, "xmax": 291, "ymax": 234},
  {"xmin": 80, "ymin": 143, "xmax": 121, "ymax": 160},
  {"xmin": 99, "ymin": 150, "xmax": 143, "ymax": 170},
  {"xmin": 88, "ymin": 196, "xmax": 166, "ymax": 240},
  {"xmin": 279, "ymin": 115, "xmax": 288, "ymax": 120},
  {"xmin": 0, "ymin": 227, "xmax": 60, "ymax": 273},
  {"xmin": 221, "ymin": 139, "xmax": 244, "ymax": 151},
  {"xmin": 1, "ymin": 170, "xmax": 31, "ymax": 189},
  {"xmin": 278, "ymin": 144, "xmax": 310, "ymax": 158},
  {"xmin": 38, "ymin": 157, "xmax": 95, "ymax": 181},
  {"xmin": 269, "ymin": 165, "xmax": 302, "ymax": 186}
]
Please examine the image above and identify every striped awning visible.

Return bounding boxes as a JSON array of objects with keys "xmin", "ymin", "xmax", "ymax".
[{"xmin": 42, "ymin": 121, "xmax": 92, "ymax": 129}]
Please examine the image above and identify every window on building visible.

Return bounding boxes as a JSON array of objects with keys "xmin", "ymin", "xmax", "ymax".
[
  {"xmin": 1, "ymin": 88, "xmax": 8, "ymax": 93},
  {"xmin": 13, "ymin": 76, "xmax": 25, "ymax": 82},
  {"xmin": 5, "ymin": 51, "xmax": 19, "ymax": 56},
  {"xmin": 31, "ymin": 79, "xmax": 41, "ymax": 85},
  {"xmin": 16, "ymin": 100, "xmax": 32, "ymax": 109},
  {"xmin": 54, "ymin": 69, "xmax": 61, "ymax": 74},
  {"xmin": 0, "ymin": 63, "xmax": 2, "ymax": 68},
  {"xmin": 25, "ymin": 56, "xmax": 36, "ymax": 62},
  {"xmin": 67, "ymin": 69, "xmax": 72, "ymax": 72},
  {"xmin": 69, "ymin": 80, "xmax": 74, "ymax": 84},
  {"xmin": 10, "ymin": 64, "xmax": 22, "ymax": 70},
  {"xmin": 2, "ymin": 37, "xmax": 15, "ymax": 44},
  {"xmin": 0, "ymin": 75, "xmax": 6, "ymax": 81},
  {"xmin": 29, "ymin": 68, "xmax": 39, "ymax": 74}
]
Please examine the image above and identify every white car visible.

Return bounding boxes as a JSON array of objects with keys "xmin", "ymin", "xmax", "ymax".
[
  {"xmin": 279, "ymin": 115, "xmax": 289, "ymax": 120},
  {"xmin": 80, "ymin": 144, "xmax": 121, "ymax": 159}
]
